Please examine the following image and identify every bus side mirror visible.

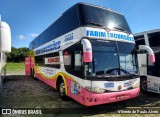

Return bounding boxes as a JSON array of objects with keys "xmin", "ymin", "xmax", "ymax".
[
  {"xmin": 81, "ymin": 39, "xmax": 92, "ymax": 62},
  {"xmin": 0, "ymin": 21, "xmax": 11, "ymax": 53},
  {"xmin": 139, "ymin": 45, "xmax": 155, "ymax": 63}
]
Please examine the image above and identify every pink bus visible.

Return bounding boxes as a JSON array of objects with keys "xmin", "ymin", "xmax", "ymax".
[{"xmin": 26, "ymin": 3, "xmax": 155, "ymax": 106}]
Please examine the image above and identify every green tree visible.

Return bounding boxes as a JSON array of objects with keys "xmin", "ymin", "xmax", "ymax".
[{"xmin": 6, "ymin": 47, "xmax": 29, "ymax": 62}]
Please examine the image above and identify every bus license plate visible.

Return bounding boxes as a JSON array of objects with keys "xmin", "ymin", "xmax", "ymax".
[{"xmin": 116, "ymin": 95, "xmax": 125, "ymax": 99}]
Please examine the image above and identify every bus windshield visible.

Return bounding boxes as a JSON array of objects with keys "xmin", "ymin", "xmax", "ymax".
[
  {"xmin": 86, "ymin": 40, "xmax": 138, "ymax": 76},
  {"xmin": 78, "ymin": 4, "xmax": 131, "ymax": 33}
]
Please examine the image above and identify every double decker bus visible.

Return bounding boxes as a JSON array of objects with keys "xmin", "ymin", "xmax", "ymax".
[
  {"xmin": 0, "ymin": 16, "xmax": 11, "ymax": 92},
  {"xmin": 134, "ymin": 29, "xmax": 160, "ymax": 94},
  {"xmin": 27, "ymin": 3, "xmax": 155, "ymax": 106}
]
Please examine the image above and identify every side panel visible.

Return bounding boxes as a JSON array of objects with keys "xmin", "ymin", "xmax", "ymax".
[
  {"xmin": 137, "ymin": 54, "xmax": 147, "ymax": 75},
  {"xmin": 147, "ymin": 75, "xmax": 160, "ymax": 94},
  {"xmin": 25, "ymin": 57, "xmax": 35, "ymax": 75},
  {"xmin": 0, "ymin": 53, "xmax": 7, "ymax": 92},
  {"xmin": 0, "ymin": 21, "xmax": 11, "ymax": 53},
  {"xmin": 25, "ymin": 57, "xmax": 31, "ymax": 75},
  {"xmin": 34, "ymin": 66, "xmax": 58, "ymax": 88},
  {"xmin": 0, "ymin": 65, "xmax": 6, "ymax": 92}
]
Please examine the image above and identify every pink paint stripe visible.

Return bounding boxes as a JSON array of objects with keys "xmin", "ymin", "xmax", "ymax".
[
  {"xmin": 84, "ymin": 51, "xmax": 92, "ymax": 62},
  {"xmin": 149, "ymin": 54, "xmax": 155, "ymax": 63}
]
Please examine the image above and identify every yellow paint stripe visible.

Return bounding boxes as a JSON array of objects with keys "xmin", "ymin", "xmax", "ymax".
[{"xmin": 34, "ymin": 66, "xmax": 80, "ymax": 95}]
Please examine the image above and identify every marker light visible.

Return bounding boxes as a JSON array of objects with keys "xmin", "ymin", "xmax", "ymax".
[
  {"xmin": 132, "ymin": 82, "xmax": 140, "ymax": 89},
  {"xmin": 85, "ymin": 86, "xmax": 105, "ymax": 93}
]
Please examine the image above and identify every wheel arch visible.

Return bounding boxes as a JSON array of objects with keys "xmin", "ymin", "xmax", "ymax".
[{"xmin": 56, "ymin": 74, "xmax": 68, "ymax": 95}]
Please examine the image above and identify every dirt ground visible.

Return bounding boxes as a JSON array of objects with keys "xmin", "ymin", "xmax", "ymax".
[{"xmin": 0, "ymin": 75, "xmax": 160, "ymax": 117}]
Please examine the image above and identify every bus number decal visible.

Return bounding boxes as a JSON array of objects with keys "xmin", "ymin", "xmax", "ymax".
[
  {"xmin": 104, "ymin": 83, "xmax": 114, "ymax": 88},
  {"xmin": 65, "ymin": 33, "xmax": 73, "ymax": 42}
]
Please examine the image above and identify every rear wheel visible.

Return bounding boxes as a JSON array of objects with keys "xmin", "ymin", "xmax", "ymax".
[
  {"xmin": 30, "ymin": 68, "xmax": 32, "ymax": 77},
  {"xmin": 31, "ymin": 68, "xmax": 36, "ymax": 80}
]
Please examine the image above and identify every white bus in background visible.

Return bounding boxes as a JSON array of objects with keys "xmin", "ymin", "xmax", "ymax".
[
  {"xmin": 134, "ymin": 29, "xmax": 160, "ymax": 94},
  {"xmin": 0, "ymin": 16, "xmax": 11, "ymax": 92}
]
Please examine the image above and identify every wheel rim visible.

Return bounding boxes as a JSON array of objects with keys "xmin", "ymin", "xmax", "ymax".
[{"xmin": 59, "ymin": 82, "xmax": 65, "ymax": 96}]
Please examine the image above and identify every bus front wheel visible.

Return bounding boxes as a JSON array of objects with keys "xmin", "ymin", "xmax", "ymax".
[
  {"xmin": 58, "ymin": 79, "xmax": 68, "ymax": 100},
  {"xmin": 140, "ymin": 76, "xmax": 147, "ymax": 92}
]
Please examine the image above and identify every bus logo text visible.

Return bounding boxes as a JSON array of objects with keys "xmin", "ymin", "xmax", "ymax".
[
  {"xmin": 86, "ymin": 30, "xmax": 134, "ymax": 42},
  {"xmin": 35, "ymin": 41, "xmax": 61, "ymax": 55}
]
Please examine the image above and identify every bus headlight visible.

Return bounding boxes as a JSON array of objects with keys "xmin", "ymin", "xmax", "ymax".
[
  {"xmin": 132, "ymin": 82, "xmax": 140, "ymax": 89},
  {"xmin": 85, "ymin": 86, "xmax": 105, "ymax": 93}
]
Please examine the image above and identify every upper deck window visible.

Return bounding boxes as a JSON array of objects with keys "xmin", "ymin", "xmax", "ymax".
[
  {"xmin": 61, "ymin": 6, "xmax": 79, "ymax": 34},
  {"xmin": 78, "ymin": 4, "xmax": 131, "ymax": 33},
  {"xmin": 148, "ymin": 32, "xmax": 160, "ymax": 47},
  {"xmin": 134, "ymin": 35, "xmax": 145, "ymax": 45}
]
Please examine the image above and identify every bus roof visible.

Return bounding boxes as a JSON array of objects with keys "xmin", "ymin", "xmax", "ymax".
[
  {"xmin": 30, "ymin": 2, "xmax": 128, "ymax": 50},
  {"xmin": 64, "ymin": 2, "xmax": 123, "ymax": 15},
  {"xmin": 134, "ymin": 29, "xmax": 160, "ymax": 36}
]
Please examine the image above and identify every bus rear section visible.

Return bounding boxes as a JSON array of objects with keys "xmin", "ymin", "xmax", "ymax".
[{"xmin": 26, "ymin": 3, "xmax": 155, "ymax": 106}]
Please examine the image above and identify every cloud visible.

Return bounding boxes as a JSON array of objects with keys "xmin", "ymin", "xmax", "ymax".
[
  {"xmin": 28, "ymin": 33, "xmax": 39, "ymax": 38},
  {"xmin": 18, "ymin": 34, "xmax": 26, "ymax": 40},
  {"xmin": 18, "ymin": 33, "xmax": 39, "ymax": 40}
]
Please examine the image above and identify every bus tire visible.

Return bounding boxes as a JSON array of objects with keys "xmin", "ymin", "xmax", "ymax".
[
  {"xmin": 57, "ymin": 78, "xmax": 68, "ymax": 100},
  {"xmin": 30, "ymin": 68, "xmax": 32, "ymax": 77},
  {"xmin": 31, "ymin": 68, "xmax": 36, "ymax": 80},
  {"xmin": 140, "ymin": 76, "xmax": 147, "ymax": 92}
]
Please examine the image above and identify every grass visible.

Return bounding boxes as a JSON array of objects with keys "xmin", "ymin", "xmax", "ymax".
[{"xmin": 6, "ymin": 62, "xmax": 25, "ymax": 75}]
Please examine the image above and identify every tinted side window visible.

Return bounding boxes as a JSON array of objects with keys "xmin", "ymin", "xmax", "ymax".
[
  {"xmin": 63, "ymin": 42, "xmax": 83, "ymax": 78},
  {"xmin": 30, "ymin": 37, "xmax": 39, "ymax": 50},
  {"xmin": 39, "ymin": 26, "xmax": 52, "ymax": 46},
  {"xmin": 78, "ymin": 4, "xmax": 131, "ymax": 33},
  {"xmin": 51, "ymin": 18, "xmax": 62, "ymax": 40},
  {"xmin": 148, "ymin": 32, "xmax": 160, "ymax": 47},
  {"xmin": 35, "ymin": 52, "xmax": 60, "ymax": 69},
  {"xmin": 31, "ymin": 18, "xmax": 62, "ymax": 50},
  {"xmin": 135, "ymin": 39, "xmax": 145, "ymax": 45},
  {"xmin": 32, "ymin": 37, "xmax": 40, "ymax": 49},
  {"xmin": 134, "ymin": 35, "xmax": 145, "ymax": 45},
  {"xmin": 61, "ymin": 6, "xmax": 79, "ymax": 34},
  {"xmin": 29, "ymin": 42, "xmax": 33, "ymax": 50},
  {"xmin": 147, "ymin": 53, "xmax": 160, "ymax": 77}
]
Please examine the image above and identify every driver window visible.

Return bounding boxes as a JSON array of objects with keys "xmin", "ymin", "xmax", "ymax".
[{"xmin": 75, "ymin": 51, "xmax": 82, "ymax": 71}]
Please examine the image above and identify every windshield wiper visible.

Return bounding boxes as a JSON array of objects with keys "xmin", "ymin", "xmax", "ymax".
[
  {"xmin": 85, "ymin": 21, "xmax": 111, "ymax": 32},
  {"xmin": 113, "ymin": 27, "xmax": 131, "ymax": 35}
]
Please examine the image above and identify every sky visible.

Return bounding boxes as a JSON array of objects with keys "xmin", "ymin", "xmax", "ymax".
[{"xmin": 0, "ymin": 0, "xmax": 160, "ymax": 48}]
